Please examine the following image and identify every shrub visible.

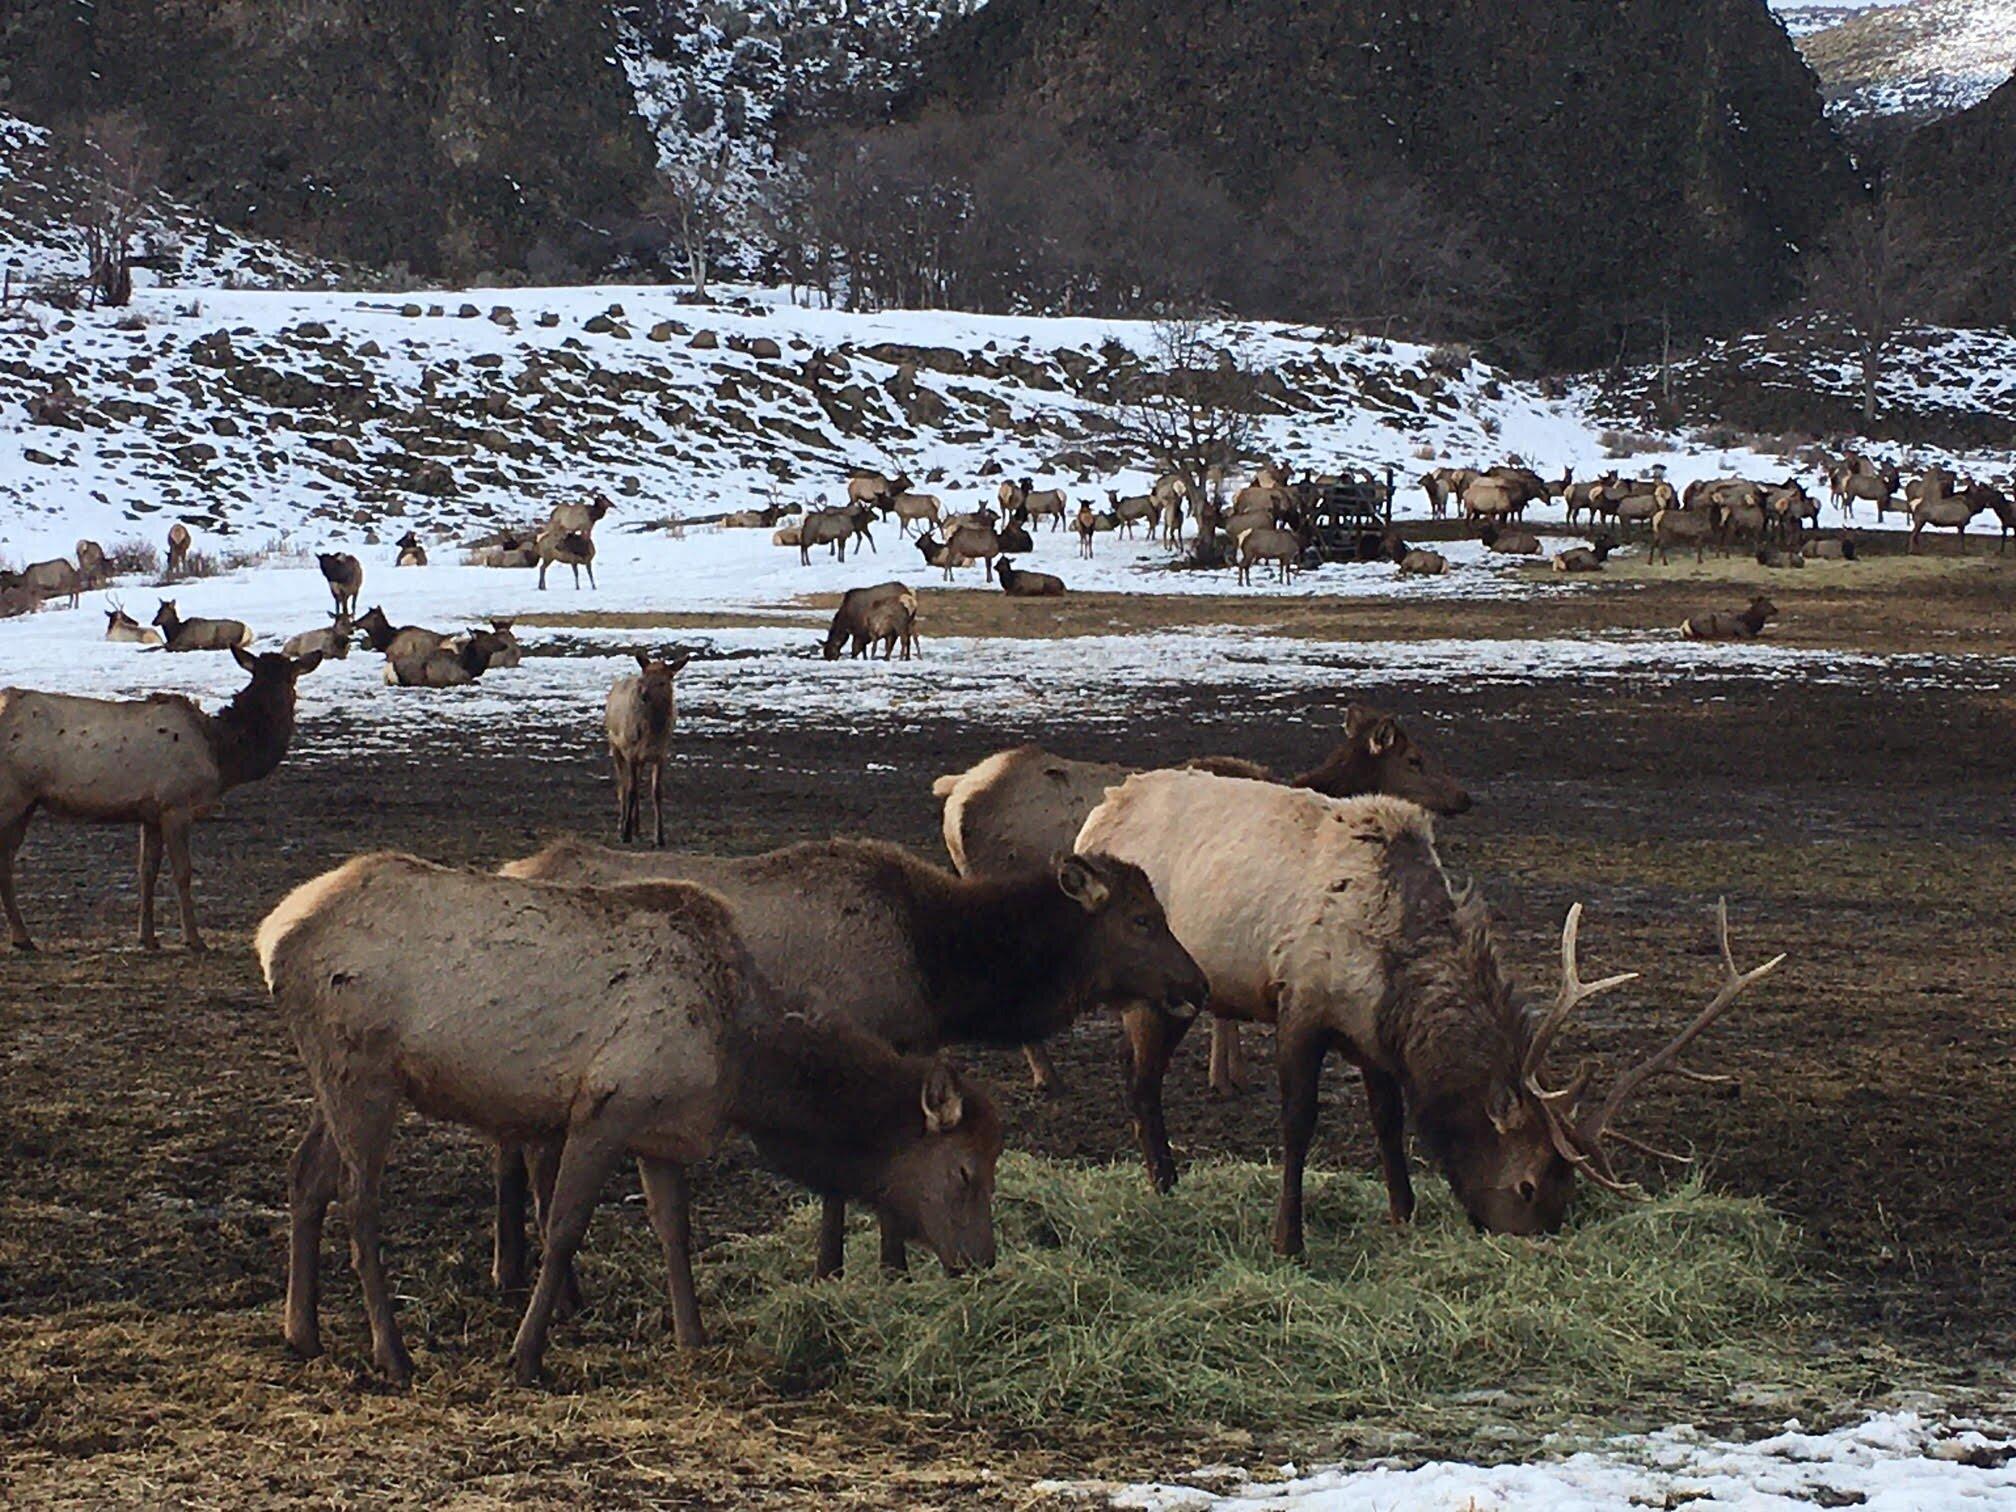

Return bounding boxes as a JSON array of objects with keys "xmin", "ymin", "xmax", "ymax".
[{"xmin": 104, "ymin": 536, "xmax": 160, "ymax": 576}]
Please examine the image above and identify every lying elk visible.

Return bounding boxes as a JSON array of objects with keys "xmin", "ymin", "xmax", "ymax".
[
  {"xmin": 1387, "ymin": 534, "xmax": 1448, "ymax": 575},
  {"xmin": 606, "ymin": 651, "xmax": 691, "ymax": 846},
  {"xmin": 2, "ymin": 646, "xmax": 322, "ymax": 952},
  {"xmin": 282, "ymin": 612, "xmax": 353, "ymax": 660},
  {"xmin": 259, "ymin": 854, "xmax": 1002, "ymax": 1383},
  {"xmin": 1078, "ymin": 771, "xmax": 1783, "ymax": 1243},
  {"xmin": 384, "ymin": 629, "xmax": 512, "ymax": 688},
  {"xmin": 501, "ymin": 838, "xmax": 1205, "ymax": 1277},
  {"xmin": 316, "ymin": 552, "xmax": 363, "ymax": 616},
  {"xmin": 1552, "ymin": 538, "xmax": 1615, "ymax": 572},
  {"xmin": 103, "ymin": 603, "xmax": 163, "ymax": 645},
  {"xmin": 932, "ymin": 707, "xmax": 1471, "ymax": 1107},
  {"xmin": 997, "ymin": 559, "xmax": 1065, "ymax": 597},
  {"xmin": 354, "ymin": 605, "xmax": 448, "ymax": 661},
  {"xmin": 153, "ymin": 598, "xmax": 252, "ymax": 652},
  {"xmin": 1481, "ymin": 522, "xmax": 1541, "ymax": 555},
  {"xmin": 1681, "ymin": 595, "xmax": 1777, "ymax": 640},
  {"xmin": 394, "ymin": 531, "xmax": 428, "ymax": 568}
]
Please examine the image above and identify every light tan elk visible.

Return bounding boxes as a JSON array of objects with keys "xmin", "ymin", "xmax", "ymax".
[
  {"xmin": 1108, "ymin": 489, "xmax": 1157, "ymax": 539},
  {"xmin": 16, "ymin": 558, "xmax": 80, "ymax": 609},
  {"xmin": 1078, "ymin": 771, "xmax": 1782, "ymax": 1245},
  {"xmin": 1, "ymin": 645, "xmax": 322, "ymax": 952},
  {"xmin": 74, "ymin": 539, "xmax": 108, "ymax": 590},
  {"xmin": 1234, "ymin": 523, "xmax": 1303, "ymax": 585},
  {"xmin": 261, "ymin": 856, "xmax": 997, "ymax": 1383},
  {"xmin": 1909, "ymin": 489, "xmax": 1983, "ymax": 553},
  {"xmin": 103, "ymin": 603, "xmax": 164, "ymax": 645},
  {"xmin": 606, "ymin": 651, "xmax": 691, "ymax": 845},
  {"xmin": 153, "ymin": 598, "xmax": 252, "ymax": 652},
  {"xmin": 848, "ymin": 470, "xmax": 910, "ymax": 510},
  {"xmin": 282, "ymin": 612, "xmax": 353, "ymax": 661},
  {"xmin": 383, "ymin": 628, "xmax": 513, "ymax": 688},
  {"xmin": 886, "ymin": 491, "xmax": 942, "ymax": 537},
  {"xmin": 536, "ymin": 529, "xmax": 595, "ymax": 589},
  {"xmin": 166, "ymin": 523, "xmax": 192, "ymax": 577}
]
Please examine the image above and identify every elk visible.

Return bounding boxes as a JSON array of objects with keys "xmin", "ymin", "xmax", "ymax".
[
  {"xmin": 1108, "ymin": 489, "xmax": 1157, "ymax": 539},
  {"xmin": 382, "ymin": 629, "xmax": 513, "ymax": 688},
  {"xmin": 1909, "ymin": 489, "xmax": 1983, "ymax": 554},
  {"xmin": 1, "ymin": 645, "xmax": 321, "ymax": 952},
  {"xmin": 1075, "ymin": 503, "xmax": 1098, "ymax": 558},
  {"xmin": 917, "ymin": 522, "xmax": 1000, "ymax": 580},
  {"xmin": 501, "ymin": 839, "xmax": 1205, "ymax": 1275},
  {"xmin": 848, "ymin": 470, "xmax": 910, "ymax": 510},
  {"xmin": 1460, "ymin": 475, "xmax": 1522, "ymax": 522},
  {"xmin": 543, "ymin": 494, "xmax": 614, "ymax": 540},
  {"xmin": 996, "ymin": 511, "xmax": 1035, "ymax": 554},
  {"xmin": 1158, "ymin": 491, "xmax": 1185, "ymax": 549},
  {"xmin": 1969, "ymin": 483, "xmax": 2015, "ymax": 553},
  {"xmin": 1562, "ymin": 471, "xmax": 1619, "ymax": 528},
  {"xmin": 1650, "ymin": 505, "xmax": 1718, "ymax": 565},
  {"xmin": 1807, "ymin": 532, "xmax": 1858, "ymax": 561},
  {"xmin": 1835, "ymin": 471, "xmax": 1894, "ymax": 521},
  {"xmin": 1078, "ymin": 772, "xmax": 1782, "ymax": 1243},
  {"xmin": 996, "ymin": 559, "xmax": 1065, "ymax": 597},
  {"xmin": 799, "ymin": 504, "xmax": 874, "ymax": 565},
  {"xmin": 166, "ymin": 523, "xmax": 192, "ymax": 577},
  {"xmin": 103, "ymin": 603, "xmax": 164, "ymax": 645},
  {"xmin": 316, "ymin": 552, "xmax": 363, "ymax": 616},
  {"xmin": 1480, "ymin": 522, "xmax": 1541, "ymax": 555},
  {"xmin": 394, "ymin": 531, "xmax": 428, "ymax": 568},
  {"xmin": 1551, "ymin": 538, "xmax": 1615, "ymax": 573},
  {"xmin": 1387, "ymin": 534, "xmax": 1447, "ymax": 575},
  {"xmin": 1680, "ymin": 595, "xmax": 1777, "ymax": 640},
  {"xmin": 719, "ymin": 502, "xmax": 787, "ymax": 530},
  {"xmin": 475, "ymin": 619, "xmax": 521, "ymax": 668},
  {"xmin": 822, "ymin": 582, "xmax": 920, "ymax": 661},
  {"xmin": 1018, "ymin": 483, "xmax": 1068, "ymax": 531},
  {"xmin": 354, "ymin": 606, "xmax": 449, "ymax": 661},
  {"xmin": 606, "ymin": 651, "xmax": 691, "ymax": 846},
  {"xmin": 74, "ymin": 539, "xmax": 108, "ymax": 590},
  {"xmin": 258, "ymin": 853, "xmax": 1004, "ymax": 1384},
  {"xmin": 931, "ymin": 707, "xmax": 1471, "ymax": 1107},
  {"xmin": 16, "ymin": 559, "xmax": 80, "ymax": 609},
  {"xmin": 886, "ymin": 492, "xmax": 942, "ymax": 536},
  {"xmin": 536, "ymin": 529, "xmax": 595, "ymax": 589},
  {"xmin": 153, "ymin": 599, "xmax": 252, "ymax": 652},
  {"xmin": 1234, "ymin": 523, "xmax": 1303, "ymax": 585},
  {"xmin": 282, "ymin": 612, "xmax": 353, "ymax": 660}
]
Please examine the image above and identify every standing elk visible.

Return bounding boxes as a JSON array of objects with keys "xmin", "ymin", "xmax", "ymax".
[
  {"xmin": 1, "ymin": 645, "xmax": 321, "ymax": 952},
  {"xmin": 316, "ymin": 552, "xmax": 363, "ymax": 616},
  {"xmin": 536, "ymin": 530, "xmax": 595, "ymax": 589},
  {"xmin": 1909, "ymin": 488, "xmax": 1983, "ymax": 554},
  {"xmin": 799, "ymin": 504, "xmax": 875, "ymax": 565},
  {"xmin": 258, "ymin": 853, "xmax": 1003, "ymax": 1383},
  {"xmin": 886, "ymin": 491, "xmax": 942, "ymax": 537},
  {"xmin": 1650, "ymin": 505, "xmax": 1718, "ymax": 565},
  {"xmin": 1234, "ymin": 522, "xmax": 1303, "ymax": 585},
  {"xmin": 74, "ymin": 539, "xmax": 108, "ymax": 590},
  {"xmin": 14, "ymin": 558, "xmax": 81, "ymax": 609},
  {"xmin": 822, "ymin": 582, "xmax": 920, "ymax": 661},
  {"xmin": 1108, "ymin": 489, "xmax": 1157, "ymax": 539},
  {"xmin": 166, "ymin": 523, "xmax": 192, "ymax": 577},
  {"xmin": 606, "ymin": 651, "xmax": 691, "ymax": 846},
  {"xmin": 500, "ymin": 839, "xmax": 1206, "ymax": 1278},
  {"xmin": 1077, "ymin": 771, "xmax": 1782, "ymax": 1244},
  {"xmin": 153, "ymin": 598, "xmax": 252, "ymax": 652},
  {"xmin": 1076, "ymin": 503, "xmax": 1098, "ymax": 558}
]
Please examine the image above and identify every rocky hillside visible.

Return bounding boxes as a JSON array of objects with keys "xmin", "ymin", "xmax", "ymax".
[
  {"xmin": 0, "ymin": 0, "xmax": 656, "ymax": 277},
  {"xmin": 1792, "ymin": 0, "xmax": 2015, "ymax": 143},
  {"xmin": 1889, "ymin": 74, "xmax": 2016, "ymax": 329},
  {"xmin": 914, "ymin": 0, "xmax": 1857, "ymax": 366}
]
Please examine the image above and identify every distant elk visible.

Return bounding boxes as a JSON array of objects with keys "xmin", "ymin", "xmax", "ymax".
[
  {"xmin": 153, "ymin": 598, "xmax": 252, "ymax": 652},
  {"xmin": 74, "ymin": 539, "xmax": 108, "ymax": 590},
  {"xmin": 103, "ymin": 603, "xmax": 164, "ymax": 645},
  {"xmin": 1001, "ymin": 478, "xmax": 1067, "ymax": 531},
  {"xmin": 394, "ymin": 531, "xmax": 428, "ymax": 568},
  {"xmin": 1, "ymin": 645, "xmax": 322, "ymax": 952},
  {"xmin": 799, "ymin": 504, "xmax": 876, "ymax": 565},
  {"xmin": 996, "ymin": 559, "xmax": 1065, "ymax": 597},
  {"xmin": 282, "ymin": 612, "xmax": 354, "ymax": 661},
  {"xmin": 1680, "ymin": 595, "xmax": 1777, "ymax": 640},
  {"xmin": 10, "ymin": 558, "xmax": 81, "ymax": 608},
  {"xmin": 848, "ymin": 470, "xmax": 911, "ymax": 511},
  {"xmin": 606, "ymin": 651, "xmax": 691, "ymax": 845},
  {"xmin": 316, "ymin": 552, "xmax": 363, "ymax": 616},
  {"xmin": 822, "ymin": 582, "xmax": 920, "ymax": 661},
  {"xmin": 166, "ymin": 524, "xmax": 193, "ymax": 577}
]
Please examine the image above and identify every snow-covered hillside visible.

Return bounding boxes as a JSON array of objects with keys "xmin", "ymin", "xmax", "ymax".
[{"xmin": 1789, "ymin": 0, "xmax": 2016, "ymax": 125}]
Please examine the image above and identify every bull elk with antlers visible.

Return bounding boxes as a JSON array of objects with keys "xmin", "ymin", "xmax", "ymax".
[{"xmin": 1076, "ymin": 771, "xmax": 1783, "ymax": 1245}]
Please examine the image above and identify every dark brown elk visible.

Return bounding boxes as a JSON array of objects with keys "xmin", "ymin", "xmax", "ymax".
[
  {"xmin": 103, "ymin": 603, "xmax": 164, "ymax": 645},
  {"xmin": 259, "ymin": 853, "xmax": 1003, "ymax": 1384},
  {"xmin": 996, "ymin": 559, "xmax": 1064, "ymax": 597},
  {"xmin": 1078, "ymin": 772, "xmax": 1782, "ymax": 1243},
  {"xmin": 799, "ymin": 504, "xmax": 875, "ymax": 565},
  {"xmin": 606, "ymin": 651, "xmax": 691, "ymax": 846},
  {"xmin": 1681, "ymin": 595, "xmax": 1778, "ymax": 640},
  {"xmin": 1480, "ymin": 522, "xmax": 1541, "ymax": 555},
  {"xmin": 74, "ymin": 539, "xmax": 108, "ymax": 590},
  {"xmin": 166, "ymin": 523, "xmax": 192, "ymax": 577},
  {"xmin": 2, "ymin": 646, "xmax": 321, "ymax": 952},
  {"xmin": 996, "ymin": 511, "xmax": 1035, "ymax": 554},
  {"xmin": 1968, "ymin": 483, "xmax": 2015, "ymax": 553},
  {"xmin": 395, "ymin": 531, "xmax": 428, "ymax": 567},
  {"xmin": 1650, "ymin": 504, "xmax": 1718, "ymax": 564},
  {"xmin": 931, "ymin": 706, "xmax": 1472, "ymax": 1111},
  {"xmin": 153, "ymin": 598, "xmax": 252, "ymax": 652},
  {"xmin": 316, "ymin": 552, "xmax": 363, "ymax": 616},
  {"xmin": 500, "ymin": 839, "xmax": 1207, "ymax": 1275},
  {"xmin": 822, "ymin": 582, "xmax": 917, "ymax": 660}
]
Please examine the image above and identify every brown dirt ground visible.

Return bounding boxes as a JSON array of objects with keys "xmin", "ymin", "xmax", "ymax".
[{"xmin": 4, "ymin": 560, "xmax": 2016, "ymax": 1505}]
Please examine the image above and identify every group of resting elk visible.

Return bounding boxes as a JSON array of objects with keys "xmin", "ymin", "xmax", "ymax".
[{"xmin": 0, "ymin": 575, "xmax": 1787, "ymax": 1382}]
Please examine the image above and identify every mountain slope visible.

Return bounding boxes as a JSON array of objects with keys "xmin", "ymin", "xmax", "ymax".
[
  {"xmin": 1795, "ymin": 0, "xmax": 2016, "ymax": 133},
  {"xmin": 1889, "ymin": 73, "xmax": 2016, "ymax": 327}
]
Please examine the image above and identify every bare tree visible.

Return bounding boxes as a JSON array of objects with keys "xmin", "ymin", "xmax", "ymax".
[
  {"xmin": 70, "ymin": 113, "xmax": 160, "ymax": 309},
  {"xmin": 1110, "ymin": 318, "xmax": 1261, "ymax": 567},
  {"xmin": 645, "ymin": 146, "xmax": 735, "ymax": 300},
  {"xmin": 1804, "ymin": 200, "xmax": 1922, "ymax": 426}
]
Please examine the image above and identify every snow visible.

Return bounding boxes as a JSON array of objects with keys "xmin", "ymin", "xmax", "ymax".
[{"xmin": 1065, "ymin": 1411, "xmax": 2016, "ymax": 1511}]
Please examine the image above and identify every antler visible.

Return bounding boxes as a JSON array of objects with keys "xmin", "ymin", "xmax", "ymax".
[
  {"xmin": 1520, "ymin": 903, "xmax": 1638, "ymax": 1088},
  {"xmin": 1578, "ymin": 898, "xmax": 1784, "ymax": 1151}
]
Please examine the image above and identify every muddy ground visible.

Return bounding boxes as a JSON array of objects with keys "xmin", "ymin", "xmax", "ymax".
[{"xmin": 4, "ymin": 571, "xmax": 2016, "ymax": 1506}]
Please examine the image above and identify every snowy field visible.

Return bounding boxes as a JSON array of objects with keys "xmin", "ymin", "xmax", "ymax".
[{"xmin": 1075, "ymin": 1410, "xmax": 2016, "ymax": 1511}]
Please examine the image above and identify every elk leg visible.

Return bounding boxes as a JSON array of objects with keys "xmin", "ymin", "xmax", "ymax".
[
  {"xmin": 492, "ymin": 1142, "xmax": 531, "ymax": 1295},
  {"xmin": 1361, "ymin": 1068, "xmax": 1415, "ymax": 1225},
  {"xmin": 877, "ymin": 1212, "xmax": 910, "ymax": 1275},
  {"xmin": 1271, "ymin": 1016, "xmax": 1333, "ymax": 1259},
  {"xmin": 161, "ymin": 811, "xmax": 203, "ymax": 952},
  {"xmin": 509, "ymin": 1128, "xmax": 620, "ymax": 1385},
  {"xmin": 815, "ymin": 1194, "xmax": 847, "ymax": 1279},
  {"xmin": 329, "ymin": 1092, "xmax": 411, "ymax": 1382},
  {"xmin": 1121, "ymin": 1002, "xmax": 1195, "ymax": 1193},
  {"xmin": 284, "ymin": 1113, "xmax": 341, "ymax": 1358},
  {"xmin": 649, "ymin": 761, "xmax": 665, "ymax": 849},
  {"xmin": 137, "ymin": 821, "xmax": 163, "ymax": 949},
  {"xmin": 0, "ymin": 812, "xmax": 34, "ymax": 951},
  {"xmin": 1023, "ymin": 1043, "xmax": 1060, "ymax": 1095},
  {"xmin": 613, "ymin": 756, "xmax": 633, "ymax": 843},
  {"xmin": 585, "ymin": 561, "xmax": 597, "ymax": 590},
  {"xmin": 1208, "ymin": 1018, "xmax": 1250, "ymax": 1097},
  {"xmin": 527, "ymin": 1137, "xmax": 584, "ymax": 1319},
  {"xmin": 637, "ymin": 1158, "xmax": 707, "ymax": 1346}
]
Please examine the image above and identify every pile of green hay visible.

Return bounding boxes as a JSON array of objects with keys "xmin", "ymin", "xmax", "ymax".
[{"xmin": 710, "ymin": 1156, "xmax": 1819, "ymax": 1432}]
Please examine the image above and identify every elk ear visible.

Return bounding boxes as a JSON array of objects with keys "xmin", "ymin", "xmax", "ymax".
[
  {"xmin": 921, "ymin": 1056, "xmax": 965, "ymax": 1134},
  {"xmin": 1486, "ymin": 1081, "xmax": 1528, "ymax": 1134},
  {"xmin": 1367, "ymin": 717, "xmax": 1401, "ymax": 756},
  {"xmin": 634, "ymin": 651, "xmax": 652, "ymax": 672},
  {"xmin": 231, "ymin": 644, "xmax": 257, "ymax": 672},
  {"xmin": 1054, "ymin": 854, "xmax": 1111, "ymax": 912},
  {"xmin": 668, "ymin": 652, "xmax": 693, "ymax": 676},
  {"xmin": 292, "ymin": 650, "xmax": 324, "ymax": 677}
]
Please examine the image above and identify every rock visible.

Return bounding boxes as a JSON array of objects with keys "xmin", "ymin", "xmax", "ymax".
[
  {"xmin": 357, "ymin": 340, "xmax": 384, "ymax": 358},
  {"xmin": 489, "ymin": 307, "xmax": 515, "ymax": 324},
  {"xmin": 537, "ymin": 312, "xmax": 560, "ymax": 327},
  {"xmin": 470, "ymin": 352, "xmax": 504, "ymax": 368},
  {"xmin": 748, "ymin": 336, "xmax": 782, "ymax": 360},
  {"xmin": 426, "ymin": 304, "xmax": 444, "ymax": 317},
  {"xmin": 210, "ymin": 416, "xmax": 241, "ymax": 438},
  {"xmin": 399, "ymin": 303, "xmax": 423, "ymax": 317},
  {"xmin": 172, "ymin": 442, "xmax": 219, "ymax": 467},
  {"xmin": 584, "ymin": 314, "xmax": 617, "ymax": 334},
  {"xmin": 648, "ymin": 320, "xmax": 677, "ymax": 342},
  {"xmin": 295, "ymin": 320, "xmax": 331, "ymax": 338},
  {"xmin": 309, "ymin": 436, "xmax": 361, "ymax": 462},
  {"xmin": 606, "ymin": 303, "xmax": 625, "ymax": 318},
  {"xmin": 22, "ymin": 447, "xmax": 60, "ymax": 465},
  {"xmin": 689, "ymin": 329, "xmax": 718, "ymax": 349}
]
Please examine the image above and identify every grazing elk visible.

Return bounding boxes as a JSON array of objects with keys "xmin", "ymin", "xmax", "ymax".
[
  {"xmin": 282, "ymin": 612, "xmax": 353, "ymax": 661},
  {"xmin": 1680, "ymin": 595, "xmax": 1777, "ymax": 640},
  {"xmin": 606, "ymin": 651, "xmax": 691, "ymax": 846},
  {"xmin": 15, "ymin": 558, "xmax": 80, "ymax": 609},
  {"xmin": 74, "ymin": 539, "xmax": 108, "ymax": 590},
  {"xmin": 166, "ymin": 523, "xmax": 192, "ymax": 577},
  {"xmin": 394, "ymin": 531, "xmax": 428, "ymax": 568},
  {"xmin": 822, "ymin": 582, "xmax": 920, "ymax": 661},
  {"xmin": 261, "ymin": 855, "xmax": 1000, "ymax": 1383},
  {"xmin": 932, "ymin": 707, "xmax": 1472, "ymax": 1104},
  {"xmin": 1078, "ymin": 772, "xmax": 1782, "ymax": 1244},
  {"xmin": 1, "ymin": 645, "xmax": 322, "ymax": 952},
  {"xmin": 501, "ymin": 838, "xmax": 1206, "ymax": 1276},
  {"xmin": 103, "ymin": 603, "xmax": 164, "ymax": 645},
  {"xmin": 316, "ymin": 552, "xmax": 363, "ymax": 616},
  {"xmin": 153, "ymin": 599, "xmax": 252, "ymax": 652}
]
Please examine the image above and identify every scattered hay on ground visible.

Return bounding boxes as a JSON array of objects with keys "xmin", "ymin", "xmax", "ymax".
[{"xmin": 715, "ymin": 1156, "xmax": 1834, "ymax": 1434}]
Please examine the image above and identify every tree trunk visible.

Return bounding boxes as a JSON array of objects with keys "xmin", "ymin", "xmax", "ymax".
[
  {"xmin": 1187, "ymin": 467, "xmax": 1224, "ymax": 567},
  {"xmin": 1860, "ymin": 341, "xmax": 1878, "ymax": 425}
]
